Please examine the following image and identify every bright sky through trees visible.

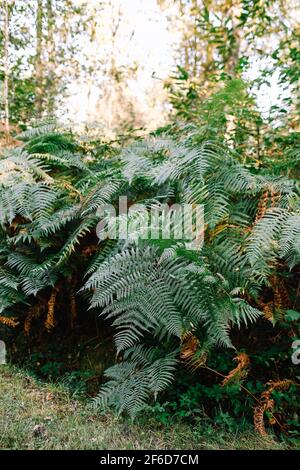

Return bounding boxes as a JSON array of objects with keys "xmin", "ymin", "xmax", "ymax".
[
  {"xmin": 65, "ymin": 0, "xmax": 179, "ymax": 128},
  {"xmin": 65, "ymin": 0, "xmax": 288, "ymax": 126},
  {"xmin": 1, "ymin": 0, "xmax": 299, "ymax": 132}
]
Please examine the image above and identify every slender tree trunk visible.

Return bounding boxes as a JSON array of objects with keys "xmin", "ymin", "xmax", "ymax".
[
  {"xmin": 203, "ymin": 0, "xmax": 213, "ymax": 84},
  {"xmin": 46, "ymin": 0, "xmax": 55, "ymax": 114},
  {"xmin": 192, "ymin": 0, "xmax": 199, "ymax": 77},
  {"xmin": 178, "ymin": 1, "xmax": 189, "ymax": 71},
  {"xmin": 226, "ymin": 30, "xmax": 241, "ymax": 76},
  {"xmin": 4, "ymin": 0, "xmax": 10, "ymax": 143},
  {"xmin": 224, "ymin": 0, "xmax": 241, "ymax": 76},
  {"xmin": 35, "ymin": 0, "xmax": 44, "ymax": 117}
]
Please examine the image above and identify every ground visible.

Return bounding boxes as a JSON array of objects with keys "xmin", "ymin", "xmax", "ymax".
[{"xmin": 0, "ymin": 365, "xmax": 287, "ymax": 450}]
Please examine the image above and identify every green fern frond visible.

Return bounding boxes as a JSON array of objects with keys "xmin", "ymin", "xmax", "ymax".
[{"xmin": 93, "ymin": 346, "xmax": 177, "ymax": 418}]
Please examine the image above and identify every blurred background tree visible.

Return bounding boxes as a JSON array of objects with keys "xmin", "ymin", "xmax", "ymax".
[{"xmin": 0, "ymin": 0, "xmax": 299, "ymax": 137}]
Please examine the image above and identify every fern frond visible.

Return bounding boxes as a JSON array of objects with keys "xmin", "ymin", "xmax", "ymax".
[{"xmin": 93, "ymin": 346, "xmax": 177, "ymax": 417}]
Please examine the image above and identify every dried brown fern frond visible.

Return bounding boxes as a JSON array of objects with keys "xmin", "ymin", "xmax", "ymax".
[
  {"xmin": 255, "ymin": 191, "xmax": 269, "ymax": 223},
  {"xmin": 270, "ymin": 188, "xmax": 280, "ymax": 208},
  {"xmin": 45, "ymin": 285, "xmax": 59, "ymax": 331},
  {"xmin": 0, "ymin": 316, "xmax": 19, "ymax": 328},
  {"xmin": 262, "ymin": 301, "xmax": 275, "ymax": 322},
  {"xmin": 253, "ymin": 404, "xmax": 266, "ymax": 436},
  {"xmin": 254, "ymin": 379, "xmax": 294, "ymax": 436},
  {"xmin": 180, "ymin": 331, "xmax": 207, "ymax": 370},
  {"xmin": 181, "ymin": 331, "xmax": 199, "ymax": 359},
  {"xmin": 254, "ymin": 189, "xmax": 280, "ymax": 225},
  {"xmin": 254, "ymin": 398, "xmax": 275, "ymax": 437},
  {"xmin": 266, "ymin": 379, "xmax": 294, "ymax": 394},
  {"xmin": 260, "ymin": 274, "xmax": 290, "ymax": 324},
  {"xmin": 222, "ymin": 352, "xmax": 250, "ymax": 386}
]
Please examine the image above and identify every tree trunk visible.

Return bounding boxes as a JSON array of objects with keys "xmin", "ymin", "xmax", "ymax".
[
  {"xmin": 223, "ymin": 0, "xmax": 241, "ymax": 76},
  {"xmin": 35, "ymin": 0, "xmax": 44, "ymax": 118},
  {"xmin": 46, "ymin": 0, "xmax": 55, "ymax": 114},
  {"xmin": 4, "ymin": 0, "xmax": 10, "ymax": 143}
]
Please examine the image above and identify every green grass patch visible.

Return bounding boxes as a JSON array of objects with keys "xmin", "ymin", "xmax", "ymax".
[{"xmin": 0, "ymin": 365, "xmax": 288, "ymax": 450}]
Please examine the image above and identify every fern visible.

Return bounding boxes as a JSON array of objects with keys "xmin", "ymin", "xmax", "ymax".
[
  {"xmin": 0, "ymin": 120, "xmax": 299, "ymax": 419},
  {"xmin": 93, "ymin": 346, "xmax": 178, "ymax": 417}
]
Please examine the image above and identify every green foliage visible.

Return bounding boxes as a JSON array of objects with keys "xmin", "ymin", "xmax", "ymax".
[
  {"xmin": 0, "ymin": 71, "xmax": 35, "ymax": 129},
  {"xmin": 95, "ymin": 346, "xmax": 178, "ymax": 418},
  {"xmin": 0, "ymin": 81, "xmax": 299, "ymax": 427},
  {"xmin": 142, "ymin": 329, "xmax": 299, "ymax": 441}
]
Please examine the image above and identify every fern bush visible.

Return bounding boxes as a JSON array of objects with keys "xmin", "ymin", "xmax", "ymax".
[{"xmin": 0, "ymin": 95, "xmax": 299, "ymax": 419}]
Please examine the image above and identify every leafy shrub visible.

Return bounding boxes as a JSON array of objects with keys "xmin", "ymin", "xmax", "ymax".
[{"xmin": 0, "ymin": 83, "xmax": 299, "ymax": 435}]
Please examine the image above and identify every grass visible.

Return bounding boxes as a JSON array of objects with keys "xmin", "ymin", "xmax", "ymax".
[{"xmin": 0, "ymin": 365, "xmax": 288, "ymax": 450}]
